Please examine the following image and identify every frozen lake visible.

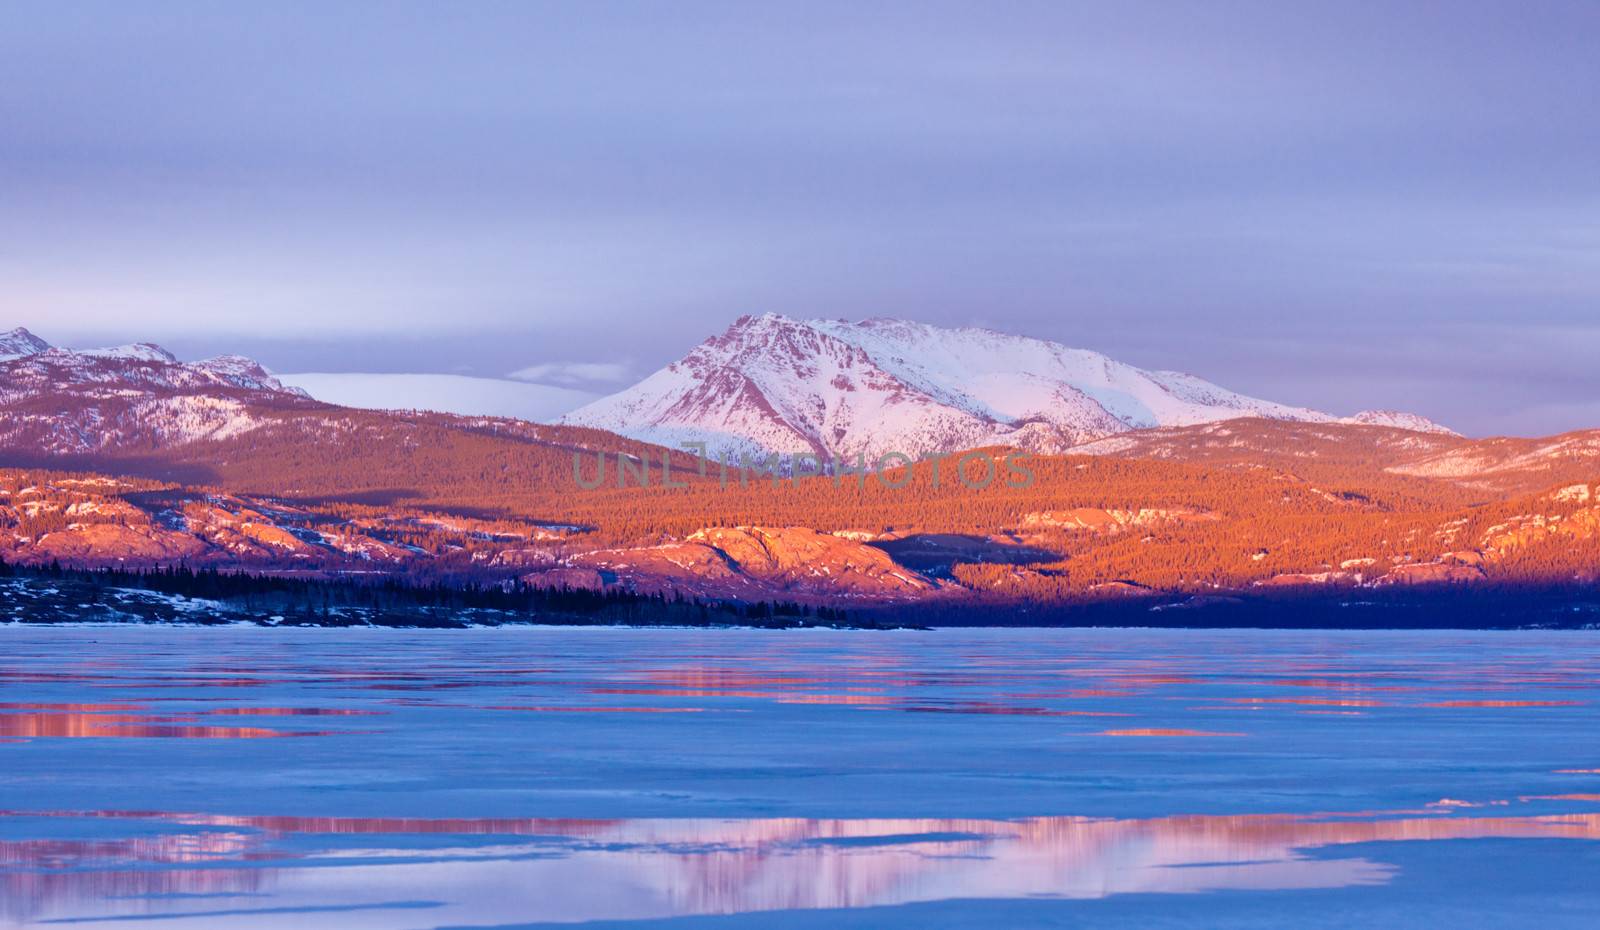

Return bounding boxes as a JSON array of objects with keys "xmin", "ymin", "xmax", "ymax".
[{"xmin": 2, "ymin": 626, "xmax": 1599, "ymax": 928}]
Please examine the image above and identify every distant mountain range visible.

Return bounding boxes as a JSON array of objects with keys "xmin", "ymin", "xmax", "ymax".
[
  {"xmin": 0, "ymin": 327, "xmax": 312, "ymax": 455},
  {"xmin": 0, "ymin": 328, "xmax": 300, "ymax": 389},
  {"xmin": 3, "ymin": 317, "xmax": 1457, "ymax": 463},
  {"xmin": 3, "ymin": 319, "xmax": 1598, "ymax": 622},
  {"xmin": 563, "ymin": 314, "xmax": 1456, "ymax": 463}
]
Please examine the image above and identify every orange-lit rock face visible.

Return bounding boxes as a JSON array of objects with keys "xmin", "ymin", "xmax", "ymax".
[
  {"xmin": 182, "ymin": 501, "xmax": 322, "ymax": 559},
  {"xmin": 690, "ymin": 525, "xmax": 936, "ymax": 593},
  {"xmin": 1374, "ymin": 561, "xmax": 1487, "ymax": 586},
  {"xmin": 4, "ymin": 452, "xmax": 1600, "ymax": 609},
  {"xmin": 1255, "ymin": 571, "xmax": 1359, "ymax": 588},
  {"xmin": 236, "ymin": 521, "xmax": 307, "ymax": 551},
  {"xmin": 1087, "ymin": 580, "xmax": 1156, "ymax": 597},
  {"xmin": 1481, "ymin": 503, "xmax": 1600, "ymax": 555},
  {"xmin": 62, "ymin": 498, "xmax": 149, "ymax": 523},
  {"xmin": 316, "ymin": 531, "xmax": 416, "ymax": 562},
  {"xmin": 26, "ymin": 523, "xmax": 208, "ymax": 562},
  {"xmin": 1019, "ymin": 507, "xmax": 1219, "ymax": 533},
  {"xmin": 547, "ymin": 525, "xmax": 938, "ymax": 602},
  {"xmin": 525, "ymin": 566, "xmax": 608, "ymax": 591}
]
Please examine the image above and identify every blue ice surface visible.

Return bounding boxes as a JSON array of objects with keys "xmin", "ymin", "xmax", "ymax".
[{"xmin": 0, "ymin": 626, "xmax": 1597, "ymax": 928}]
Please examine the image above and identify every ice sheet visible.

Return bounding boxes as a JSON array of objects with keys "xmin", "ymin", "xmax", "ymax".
[{"xmin": 1, "ymin": 627, "xmax": 1598, "ymax": 927}]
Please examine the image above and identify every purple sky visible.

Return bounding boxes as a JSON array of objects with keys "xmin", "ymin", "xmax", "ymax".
[{"xmin": 4, "ymin": 1, "xmax": 1598, "ymax": 435}]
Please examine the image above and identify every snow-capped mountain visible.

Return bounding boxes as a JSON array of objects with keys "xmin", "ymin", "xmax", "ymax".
[
  {"xmin": 75, "ymin": 342, "xmax": 180, "ymax": 363},
  {"xmin": 0, "ymin": 329, "xmax": 307, "ymax": 395},
  {"xmin": 1339, "ymin": 409, "xmax": 1458, "ymax": 435},
  {"xmin": 0, "ymin": 327, "xmax": 314, "ymax": 454},
  {"xmin": 563, "ymin": 314, "xmax": 1455, "ymax": 461},
  {"xmin": 0, "ymin": 327, "xmax": 51, "ymax": 361}
]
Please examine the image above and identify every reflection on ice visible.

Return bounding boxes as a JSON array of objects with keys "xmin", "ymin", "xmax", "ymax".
[
  {"xmin": 5, "ymin": 803, "xmax": 1600, "ymax": 927},
  {"xmin": 1421, "ymin": 700, "xmax": 1582, "ymax": 708},
  {"xmin": 0, "ymin": 711, "xmax": 336, "ymax": 739},
  {"xmin": 3, "ymin": 628, "xmax": 1600, "ymax": 926},
  {"xmin": 1097, "ymin": 728, "xmax": 1245, "ymax": 737}
]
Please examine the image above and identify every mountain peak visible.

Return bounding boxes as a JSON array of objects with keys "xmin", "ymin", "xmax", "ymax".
[
  {"xmin": 77, "ymin": 342, "xmax": 180, "ymax": 363},
  {"xmin": 564, "ymin": 315, "xmax": 1388, "ymax": 461},
  {"xmin": 0, "ymin": 327, "xmax": 52, "ymax": 361},
  {"xmin": 719, "ymin": 312, "xmax": 810, "ymax": 337},
  {"xmin": 1340, "ymin": 409, "xmax": 1459, "ymax": 436},
  {"xmin": 2, "ymin": 334, "xmax": 307, "ymax": 409},
  {"xmin": 193, "ymin": 354, "xmax": 309, "ymax": 395},
  {"xmin": 0, "ymin": 333, "xmax": 315, "ymax": 456},
  {"xmin": 725, "ymin": 311, "xmax": 790, "ymax": 329},
  {"xmin": 0, "ymin": 330, "xmax": 185, "ymax": 366}
]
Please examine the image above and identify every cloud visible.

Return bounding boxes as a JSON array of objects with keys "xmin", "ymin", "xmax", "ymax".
[
  {"xmin": 278, "ymin": 373, "xmax": 597, "ymax": 423},
  {"xmin": 507, "ymin": 361, "xmax": 631, "ymax": 386},
  {"xmin": 11, "ymin": 4, "xmax": 1599, "ymax": 436}
]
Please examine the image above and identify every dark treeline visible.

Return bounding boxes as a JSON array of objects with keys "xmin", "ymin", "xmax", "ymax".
[
  {"xmin": 862, "ymin": 583, "xmax": 1600, "ymax": 630},
  {"xmin": 5, "ymin": 557, "xmax": 1596, "ymax": 631},
  {"xmin": 0, "ymin": 558, "xmax": 877, "ymax": 629}
]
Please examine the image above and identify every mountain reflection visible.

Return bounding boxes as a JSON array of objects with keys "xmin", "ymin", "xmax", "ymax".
[
  {"xmin": 0, "ymin": 710, "xmax": 339, "ymax": 739},
  {"xmin": 6, "ymin": 804, "xmax": 1600, "ymax": 925}
]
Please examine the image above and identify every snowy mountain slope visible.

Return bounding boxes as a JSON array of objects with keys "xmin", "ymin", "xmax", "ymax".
[
  {"xmin": 76, "ymin": 342, "xmax": 180, "ymax": 363},
  {"xmin": 811, "ymin": 317, "xmax": 1338, "ymax": 428},
  {"xmin": 192, "ymin": 355, "xmax": 309, "ymax": 392},
  {"xmin": 0, "ymin": 329, "xmax": 307, "ymax": 396},
  {"xmin": 1339, "ymin": 409, "xmax": 1459, "ymax": 435},
  {"xmin": 563, "ymin": 314, "xmax": 1452, "ymax": 461},
  {"xmin": 0, "ymin": 328, "xmax": 51, "ymax": 360},
  {"xmin": 564, "ymin": 315, "xmax": 1005, "ymax": 463},
  {"xmin": 0, "ymin": 327, "xmax": 314, "ymax": 454}
]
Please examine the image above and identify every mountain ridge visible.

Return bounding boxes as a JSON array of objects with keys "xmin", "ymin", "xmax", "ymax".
[
  {"xmin": 0, "ymin": 327, "xmax": 313, "ymax": 455},
  {"xmin": 0, "ymin": 319, "xmax": 1596, "ymax": 615},
  {"xmin": 563, "ymin": 313, "xmax": 1456, "ymax": 462}
]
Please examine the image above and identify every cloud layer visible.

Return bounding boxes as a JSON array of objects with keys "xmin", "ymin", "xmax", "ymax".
[{"xmin": 5, "ymin": 2, "xmax": 1598, "ymax": 435}]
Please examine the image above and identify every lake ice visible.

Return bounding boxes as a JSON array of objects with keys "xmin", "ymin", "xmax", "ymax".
[{"xmin": 1, "ymin": 626, "xmax": 1598, "ymax": 928}]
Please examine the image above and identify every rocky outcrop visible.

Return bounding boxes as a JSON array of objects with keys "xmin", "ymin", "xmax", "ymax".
[
  {"xmin": 1088, "ymin": 580, "xmax": 1157, "ymax": 597},
  {"xmin": 27, "ymin": 523, "xmax": 209, "ymax": 562},
  {"xmin": 0, "ymin": 476, "xmax": 427, "ymax": 570},
  {"xmin": 1255, "ymin": 571, "xmax": 1359, "ymax": 588},
  {"xmin": 1019, "ymin": 507, "xmax": 1219, "ymax": 533},
  {"xmin": 530, "ymin": 525, "xmax": 937, "ymax": 603},
  {"xmin": 1373, "ymin": 562, "xmax": 1487, "ymax": 586},
  {"xmin": 528, "ymin": 567, "xmax": 609, "ymax": 592},
  {"xmin": 1481, "ymin": 504, "xmax": 1600, "ymax": 556}
]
